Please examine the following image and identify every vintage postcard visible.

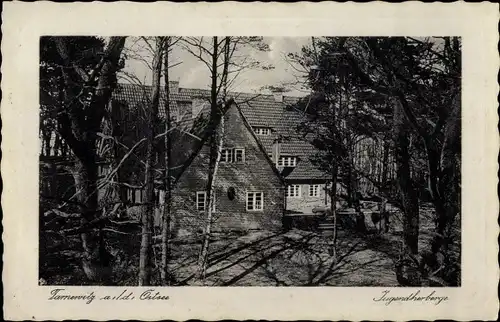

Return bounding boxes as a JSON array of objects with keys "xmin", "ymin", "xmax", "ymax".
[{"xmin": 2, "ymin": 2, "xmax": 499, "ymax": 321}]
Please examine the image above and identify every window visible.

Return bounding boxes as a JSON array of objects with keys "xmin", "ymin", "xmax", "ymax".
[
  {"xmin": 277, "ymin": 156, "xmax": 297, "ymax": 167},
  {"xmin": 126, "ymin": 188, "xmax": 143, "ymax": 203},
  {"xmin": 220, "ymin": 148, "xmax": 245, "ymax": 163},
  {"xmin": 196, "ymin": 191, "xmax": 216, "ymax": 212},
  {"xmin": 253, "ymin": 127, "xmax": 271, "ymax": 135},
  {"xmin": 309, "ymin": 185, "xmax": 320, "ymax": 197},
  {"xmin": 287, "ymin": 185, "xmax": 301, "ymax": 198},
  {"xmin": 134, "ymin": 189, "xmax": 144, "ymax": 202},
  {"xmin": 234, "ymin": 148, "xmax": 245, "ymax": 162},
  {"xmin": 98, "ymin": 164, "xmax": 110, "ymax": 177},
  {"xmin": 220, "ymin": 148, "xmax": 233, "ymax": 163},
  {"xmin": 246, "ymin": 192, "xmax": 264, "ymax": 211},
  {"xmin": 196, "ymin": 191, "xmax": 206, "ymax": 211},
  {"xmin": 227, "ymin": 187, "xmax": 236, "ymax": 200},
  {"xmin": 127, "ymin": 189, "xmax": 134, "ymax": 203}
]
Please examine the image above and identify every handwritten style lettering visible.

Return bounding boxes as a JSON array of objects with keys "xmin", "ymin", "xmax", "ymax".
[
  {"xmin": 373, "ymin": 290, "xmax": 448, "ymax": 306},
  {"xmin": 139, "ymin": 289, "xmax": 170, "ymax": 300},
  {"xmin": 48, "ymin": 288, "xmax": 96, "ymax": 305},
  {"xmin": 48, "ymin": 288, "xmax": 170, "ymax": 303}
]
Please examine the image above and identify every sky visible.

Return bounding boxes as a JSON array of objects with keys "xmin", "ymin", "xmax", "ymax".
[{"xmin": 120, "ymin": 37, "xmax": 312, "ymax": 97}]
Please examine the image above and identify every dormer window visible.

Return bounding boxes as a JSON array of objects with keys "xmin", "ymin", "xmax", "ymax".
[
  {"xmin": 277, "ymin": 156, "xmax": 297, "ymax": 167},
  {"xmin": 254, "ymin": 127, "xmax": 271, "ymax": 136}
]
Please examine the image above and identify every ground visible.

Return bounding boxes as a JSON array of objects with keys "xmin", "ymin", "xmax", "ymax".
[
  {"xmin": 166, "ymin": 207, "xmax": 435, "ymax": 286},
  {"xmin": 168, "ymin": 229, "xmax": 398, "ymax": 286},
  {"xmin": 41, "ymin": 205, "xmax": 454, "ymax": 286}
]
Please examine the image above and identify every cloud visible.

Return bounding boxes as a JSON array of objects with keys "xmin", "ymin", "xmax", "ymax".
[{"xmin": 121, "ymin": 37, "xmax": 311, "ymax": 96}]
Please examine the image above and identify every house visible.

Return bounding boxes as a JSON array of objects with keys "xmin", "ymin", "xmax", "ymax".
[
  {"xmin": 235, "ymin": 93, "xmax": 331, "ymax": 214},
  {"xmin": 110, "ymin": 83, "xmax": 333, "ymax": 222},
  {"xmin": 40, "ymin": 81, "xmax": 396, "ymax": 234},
  {"xmin": 39, "ymin": 82, "xmax": 336, "ymax": 235},
  {"xmin": 168, "ymin": 99, "xmax": 286, "ymax": 235}
]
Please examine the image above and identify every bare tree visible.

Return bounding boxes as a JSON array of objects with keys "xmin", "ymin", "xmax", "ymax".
[
  {"xmin": 181, "ymin": 36, "xmax": 270, "ymax": 280},
  {"xmin": 40, "ymin": 36, "xmax": 126, "ymax": 283},
  {"xmin": 159, "ymin": 36, "xmax": 182, "ymax": 285},
  {"xmin": 139, "ymin": 37, "xmax": 164, "ymax": 286},
  {"xmin": 195, "ymin": 36, "xmax": 224, "ymax": 280},
  {"xmin": 111, "ymin": 36, "xmax": 184, "ymax": 285},
  {"xmin": 392, "ymin": 99, "xmax": 421, "ymax": 285}
]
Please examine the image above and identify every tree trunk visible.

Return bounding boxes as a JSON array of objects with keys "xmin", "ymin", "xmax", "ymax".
[
  {"xmin": 139, "ymin": 140, "xmax": 154, "ymax": 285},
  {"xmin": 197, "ymin": 37, "xmax": 219, "ymax": 281},
  {"xmin": 393, "ymin": 100, "xmax": 421, "ymax": 286},
  {"xmin": 425, "ymin": 93, "xmax": 461, "ymax": 286},
  {"xmin": 394, "ymin": 101, "xmax": 420, "ymax": 255},
  {"xmin": 346, "ymin": 159, "xmax": 353, "ymax": 207},
  {"xmin": 381, "ymin": 138, "xmax": 390, "ymax": 187},
  {"xmin": 72, "ymin": 153, "xmax": 112, "ymax": 283},
  {"xmin": 348, "ymin": 146, "xmax": 359, "ymax": 208},
  {"xmin": 86, "ymin": 37, "xmax": 127, "ymax": 137},
  {"xmin": 42, "ymin": 126, "xmax": 51, "ymax": 156},
  {"xmin": 330, "ymin": 163, "xmax": 338, "ymax": 259},
  {"xmin": 52, "ymin": 36, "xmax": 126, "ymax": 284},
  {"xmin": 197, "ymin": 114, "xmax": 224, "ymax": 280},
  {"xmin": 424, "ymin": 96, "xmax": 460, "ymax": 242},
  {"xmin": 436, "ymin": 95, "xmax": 460, "ymax": 238},
  {"xmin": 139, "ymin": 38, "xmax": 163, "ymax": 286},
  {"xmin": 160, "ymin": 37, "xmax": 172, "ymax": 285},
  {"xmin": 108, "ymin": 100, "xmax": 129, "ymax": 205},
  {"xmin": 197, "ymin": 37, "xmax": 232, "ymax": 281}
]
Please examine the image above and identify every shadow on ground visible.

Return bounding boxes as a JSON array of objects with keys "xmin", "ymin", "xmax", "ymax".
[{"xmin": 169, "ymin": 228, "xmax": 401, "ymax": 286}]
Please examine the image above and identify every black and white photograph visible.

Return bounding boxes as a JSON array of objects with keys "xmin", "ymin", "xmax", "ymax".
[
  {"xmin": 4, "ymin": 2, "xmax": 499, "ymax": 321},
  {"xmin": 39, "ymin": 35, "xmax": 462, "ymax": 287}
]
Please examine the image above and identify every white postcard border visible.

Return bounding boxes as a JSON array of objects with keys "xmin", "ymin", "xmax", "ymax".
[{"xmin": 2, "ymin": 2, "xmax": 499, "ymax": 321}]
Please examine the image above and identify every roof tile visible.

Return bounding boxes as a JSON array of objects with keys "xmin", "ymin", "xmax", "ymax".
[{"xmin": 113, "ymin": 83, "xmax": 327, "ymax": 182}]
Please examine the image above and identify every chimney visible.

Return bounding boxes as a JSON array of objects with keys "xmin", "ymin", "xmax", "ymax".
[{"xmin": 273, "ymin": 92, "xmax": 283, "ymax": 103}]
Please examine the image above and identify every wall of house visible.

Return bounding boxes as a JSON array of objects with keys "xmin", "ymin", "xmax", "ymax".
[
  {"xmin": 285, "ymin": 182, "xmax": 327, "ymax": 214},
  {"xmin": 285, "ymin": 181, "xmax": 347, "ymax": 214},
  {"xmin": 172, "ymin": 104, "xmax": 285, "ymax": 237}
]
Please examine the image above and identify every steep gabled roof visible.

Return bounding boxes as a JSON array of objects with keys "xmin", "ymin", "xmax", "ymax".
[
  {"xmin": 234, "ymin": 102, "xmax": 286, "ymax": 185},
  {"xmin": 169, "ymin": 99, "xmax": 285, "ymax": 186},
  {"xmin": 234, "ymin": 95, "xmax": 327, "ymax": 180},
  {"xmin": 170, "ymin": 100, "xmax": 230, "ymax": 184},
  {"xmin": 112, "ymin": 83, "xmax": 329, "ymax": 182}
]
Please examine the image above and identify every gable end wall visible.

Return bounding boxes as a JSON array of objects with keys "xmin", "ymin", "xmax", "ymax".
[{"xmin": 172, "ymin": 103, "xmax": 285, "ymax": 236}]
